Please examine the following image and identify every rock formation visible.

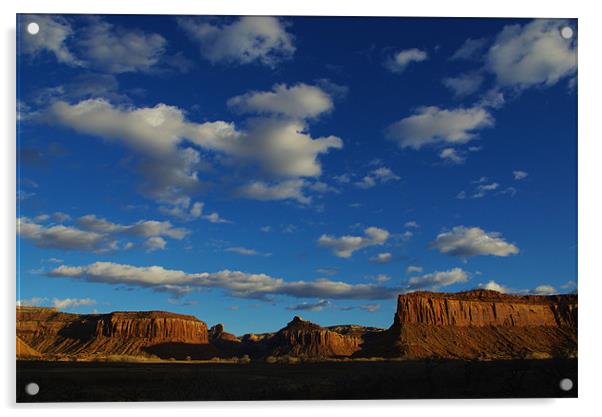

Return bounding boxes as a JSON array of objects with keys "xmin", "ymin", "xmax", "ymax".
[
  {"xmin": 261, "ymin": 316, "xmax": 365, "ymax": 358},
  {"xmin": 388, "ymin": 290, "xmax": 577, "ymax": 359},
  {"xmin": 16, "ymin": 290, "xmax": 578, "ymax": 361},
  {"xmin": 17, "ymin": 307, "xmax": 209, "ymax": 358}
]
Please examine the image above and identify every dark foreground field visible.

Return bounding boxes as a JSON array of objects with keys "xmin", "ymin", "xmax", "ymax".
[{"xmin": 17, "ymin": 359, "xmax": 577, "ymax": 402}]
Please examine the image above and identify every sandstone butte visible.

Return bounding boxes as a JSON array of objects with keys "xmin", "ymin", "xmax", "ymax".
[{"xmin": 16, "ymin": 290, "xmax": 577, "ymax": 361}]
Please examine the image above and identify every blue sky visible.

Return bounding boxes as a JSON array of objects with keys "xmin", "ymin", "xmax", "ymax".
[{"xmin": 16, "ymin": 15, "xmax": 577, "ymax": 334}]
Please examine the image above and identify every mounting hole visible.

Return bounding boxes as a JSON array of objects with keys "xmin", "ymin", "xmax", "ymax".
[
  {"xmin": 559, "ymin": 378, "xmax": 573, "ymax": 391},
  {"xmin": 25, "ymin": 382, "xmax": 39, "ymax": 396},
  {"xmin": 560, "ymin": 26, "xmax": 573, "ymax": 40},
  {"xmin": 26, "ymin": 22, "xmax": 40, "ymax": 35}
]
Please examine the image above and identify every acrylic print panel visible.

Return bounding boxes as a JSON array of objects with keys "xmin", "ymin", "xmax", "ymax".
[{"xmin": 16, "ymin": 14, "xmax": 577, "ymax": 402}]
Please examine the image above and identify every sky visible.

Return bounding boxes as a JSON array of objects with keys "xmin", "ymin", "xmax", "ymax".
[{"xmin": 16, "ymin": 15, "xmax": 577, "ymax": 335}]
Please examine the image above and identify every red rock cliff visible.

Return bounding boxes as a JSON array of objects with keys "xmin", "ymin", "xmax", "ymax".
[
  {"xmin": 95, "ymin": 311, "xmax": 208, "ymax": 343},
  {"xmin": 394, "ymin": 290, "xmax": 577, "ymax": 327},
  {"xmin": 16, "ymin": 307, "xmax": 209, "ymax": 356},
  {"xmin": 267, "ymin": 316, "xmax": 363, "ymax": 357},
  {"xmin": 388, "ymin": 290, "xmax": 577, "ymax": 359}
]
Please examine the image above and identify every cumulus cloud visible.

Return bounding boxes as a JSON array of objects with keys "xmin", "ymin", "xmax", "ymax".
[
  {"xmin": 513, "ymin": 170, "xmax": 528, "ymax": 180},
  {"xmin": 530, "ymin": 285, "xmax": 557, "ymax": 295},
  {"xmin": 20, "ymin": 15, "xmax": 83, "ymax": 66},
  {"xmin": 404, "ymin": 221, "xmax": 419, "ymax": 229},
  {"xmin": 235, "ymin": 179, "xmax": 311, "ymax": 205},
  {"xmin": 443, "ymin": 72, "xmax": 484, "ymax": 97},
  {"xmin": 369, "ymin": 274, "xmax": 391, "ymax": 284},
  {"xmin": 478, "ymin": 280, "xmax": 511, "ymax": 293},
  {"xmin": 486, "ymin": 19, "xmax": 577, "ymax": 90},
  {"xmin": 77, "ymin": 18, "xmax": 168, "ymax": 73},
  {"xmin": 17, "ymin": 297, "xmax": 49, "ymax": 307},
  {"xmin": 405, "ymin": 265, "xmax": 423, "ymax": 274},
  {"xmin": 439, "ymin": 148, "xmax": 466, "ymax": 164},
  {"xmin": 178, "ymin": 16, "xmax": 295, "ymax": 67},
  {"xmin": 17, "ymin": 217, "xmax": 116, "ymax": 252},
  {"xmin": 369, "ymin": 252, "xmax": 393, "ymax": 264},
  {"xmin": 20, "ymin": 15, "xmax": 187, "ymax": 74},
  {"xmin": 287, "ymin": 299, "xmax": 330, "ymax": 312},
  {"xmin": 76, "ymin": 215, "xmax": 188, "ymax": 239},
  {"xmin": 18, "ymin": 296, "xmax": 96, "ymax": 310},
  {"xmin": 44, "ymin": 99, "xmax": 342, "ymax": 203},
  {"xmin": 385, "ymin": 48, "xmax": 428, "ymax": 73},
  {"xmin": 431, "ymin": 226, "xmax": 519, "ymax": 258},
  {"xmin": 472, "ymin": 182, "xmax": 499, "ymax": 198},
  {"xmin": 407, "ymin": 268, "xmax": 469, "ymax": 290},
  {"xmin": 225, "ymin": 246, "xmax": 271, "ymax": 257},
  {"xmin": 354, "ymin": 167, "xmax": 401, "ymax": 189},
  {"xmin": 18, "ymin": 214, "xmax": 187, "ymax": 253},
  {"xmin": 52, "ymin": 297, "xmax": 96, "ymax": 310},
  {"xmin": 228, "ymin": 83, "xmax": 333, "ymax": 119},
  {"xmin": 450, "ymin": 37, "xmax": 488, "ymax": 61},
  {"xmin": 386, "ymin": 106, "xmax": 494, "ymax": 150},
  {"xmin": 144, "ymin": 236, "xmax": 167, "ymax": 252},
  {"xmin": 318, "ymin": 227, "xmax": 390, "ymax": 258},
  {"xmin": 48, "ymin": 261, "xmax": 403, "ymax": 300}
]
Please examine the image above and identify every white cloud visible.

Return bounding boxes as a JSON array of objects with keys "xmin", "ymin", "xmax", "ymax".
[
  {"xmin": 260, "ymin": 226, "xmax": 272, "ymax": 233},
  {"xmin": 52, "ymin": 297, "xmax": 96, "ymax": 310},
  {"xmin": 20, "ymin": 15, "xmax": 83, "ymax": 66},
  {"xmin": 513, "ymin": 170, "xmax": 528, "ymax": 180},
  {"xmin": 318, "ymin": 226, "xmax": 390, "ymax": 258},
  {"xmin": 355, "ymin": 167, "xmax": 400, "ymax": 189},
  {"xmin": 450, "ymin": 37, "xmax": 488, "ymax": 61},
  {"xmin": 431, "ymin": 226, "xmax": 519, "ymax": 258},
  {"xmin": 385, "ymin": 48, "xmax": 428, "ymax": 73},
  {"xmin": 369, "ymin": 274, "xmax": 391, "ymax": 284},
  {"xmin": 235, "ymin": 179, "xmax": 311, "ymax": 205},
  {"xmin": 204, "ymin": 212, "xmax": 232, "ymax": 224},
  {"xmin": 443, "ymin": 72, "xmax": 484, "ymax": 97},
  {"xmin": 228, "ymin": 83, "xmax": 333, "ymax": 119},
  {"xmin": 386, "ymin": 106, "xmax": 494, "ymax": 150},
  {"xmin": 17, "ymin": 297, "xmax": 49, "ymax": 307},
  {"xmin": 439, "ymin": 148, "xmax": 466, "ymax": 164},
  {"xmin": 307, "ymin": 181, "xmax": 340, "ymax": 194},
  {"xmin": 18, "ymin": 214, "xmax": 187, "ymax": 253},
  {"xmin": 408, "ymin": 268, "xmax": 469, "ymax": 290},
  {"xmin": 223, "ymin": 118, "xmax": 342, "ymax": 178},
  {"xmin": 404, "ymin": 221, "xmax": 419, "ymax": 229},
  {"xmin": 44, "ymin": 99, "xmax": 343, "ymax": 203},
  {"xmin": 144, "ymin": 236, "xmax": 167, "ymax": 252},
  {"xmin": 401, "ymin": 231, "xmax": 414, "ymax": 241},
  {"xmin": 44, "ymin": 99, "xmax": 228, "ymax": 201},
  {"xmin": 369, "ymin": 252, "xmax": 393, "ymax": 264},
  {"xmin": 18, "ymin": 217, "xmax": 116, "ymax": 252},
  {"xmin": 478, "ymin": 280, "xmax": 512, "ymax": 293},
  {"xmin": 178, "ymin": 16, "xmax": 295, "ymax": 67},
  {"xmin": 225, "ymin": 247, "xmax": 270, "ymax": 257},
  {"xmin": 486, "ymin": 19, "xmax": 577, "ymax": 89},
  {"xmin": 77, "ymin": 18, "xmax": 168, "ymax": 73},
  {"xmin": 48, "ymin": 261, "xmax": 403, "ymax": 301},
  {"xmin": 287, "ymin": 299, "xmax": 330, "ymax": 312},
  {"xmin": 405, "ymin": 265, "xmax": 423, "ymax": 274},
  {"xmin": 76, "ymin": 215, "xmax": 188, "ymax": 239},
  {"xmin": 530, "ymin": 285, "xmax": 557, "ymax": 295},
  {"xmin": 472, "ymin": 182, "xmax": 499, "ymax": 198}
]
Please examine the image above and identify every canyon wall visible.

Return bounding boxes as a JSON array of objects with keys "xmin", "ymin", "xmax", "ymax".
[
  {"xmin": 394, "ymin": 290, "xmax": 577, "ymax": 327},
  {"xmin": 389, "ymin": 290, "xmax": 577, "ymax": 359},
  {"xmin": 17, "ymin": 307, "xmax": 209, "ymax": 357}
]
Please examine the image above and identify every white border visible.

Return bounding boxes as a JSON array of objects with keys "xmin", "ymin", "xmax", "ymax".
[{"xmin": 2, "ymin": 1, "xmax": 601, "ymax": 416}]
